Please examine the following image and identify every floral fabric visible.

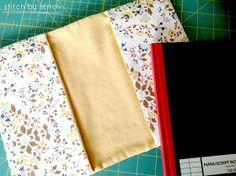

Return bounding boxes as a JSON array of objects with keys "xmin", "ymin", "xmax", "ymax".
[
  {"xmin": 0, "ymin": 34, "xmax": 92, "ymax": 176},
  {"xmin": 106, "ymin": 0, "xmax": 188, "ymax": 143}
]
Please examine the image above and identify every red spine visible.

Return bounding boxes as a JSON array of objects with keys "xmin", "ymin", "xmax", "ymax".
[{"xmin": 151, "ymin": 43, "xmax": 177, "ymax": 176}]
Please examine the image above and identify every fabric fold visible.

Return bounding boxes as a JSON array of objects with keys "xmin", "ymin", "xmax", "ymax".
[
  {"xmin": 106, "ymin": 0, "xmax": 188, "ymax": 144},
  {"xmin": 46, "ymin": 12, "xmax": 157, "ymax": 171}
]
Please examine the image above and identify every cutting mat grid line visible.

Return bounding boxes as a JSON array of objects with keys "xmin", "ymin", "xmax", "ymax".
[{"xmin": 0, "ymin": 0, "xmax": 235, "ymax": 175}]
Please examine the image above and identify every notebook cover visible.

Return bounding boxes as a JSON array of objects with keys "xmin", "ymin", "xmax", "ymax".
[{"xmin": 151, "ymin": 41, "xmax": 236, "ymax": 176}]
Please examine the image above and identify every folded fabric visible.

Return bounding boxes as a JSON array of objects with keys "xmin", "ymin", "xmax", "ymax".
[
  {"xmin": 0, "ymin": 0, "xmax": 187, "ymax": 175},
  {"xmin": 46, "ymin": 13, "xmax": 157, "ymax": 171},
  {"xmin": 106, "ymin": 0, "xmax": 188, "ymax": 140}
]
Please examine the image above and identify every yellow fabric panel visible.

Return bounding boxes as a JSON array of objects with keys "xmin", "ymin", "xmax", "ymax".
[{"xmin": 46, "ymin": 13, "xmax": 157, "ymax": 171}]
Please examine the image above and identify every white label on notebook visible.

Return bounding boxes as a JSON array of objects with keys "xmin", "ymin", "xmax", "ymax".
[
  {"xmin": 179, "ymin": 154, "xmax": 236, "ymax": 176},
  {"xmin": 202, "ymin": 153, "xmax": 236, "ymax": 175},
  {"xmin": 180, "ymin": 157, "xmax": 203, "ymax": 176}
]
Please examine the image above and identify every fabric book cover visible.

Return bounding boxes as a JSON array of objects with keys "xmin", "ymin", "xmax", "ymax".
[
  {"xmin": 0, "ymin": 0, "xmax": 188, "ymax": 175},
  {"xmin": 151, "ymin": 41, "xmax": 236, "ymax": 176}
]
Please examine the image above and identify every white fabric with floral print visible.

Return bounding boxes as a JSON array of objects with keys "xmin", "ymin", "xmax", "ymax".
[
  {"xmin": 106, "ymin": 0, "xmax": 188, "ymax": 144},
  {"xmin": 0, "ymin": 34, "xmax": 92, "ymax": 176}
]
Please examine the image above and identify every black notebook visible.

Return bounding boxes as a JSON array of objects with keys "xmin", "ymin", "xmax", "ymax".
[{"xmin": 151, "ymin": 41, "xmax": 236, "ymax": 176}]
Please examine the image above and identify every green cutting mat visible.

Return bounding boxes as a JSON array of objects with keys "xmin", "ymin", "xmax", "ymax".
[
  {"xmin": 0, "ymin": 0, "xmax": 235, "ymax": 175},
  {"xmin": 0, "ymin": 136, "xmax": 11, "ymax": 176}
]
